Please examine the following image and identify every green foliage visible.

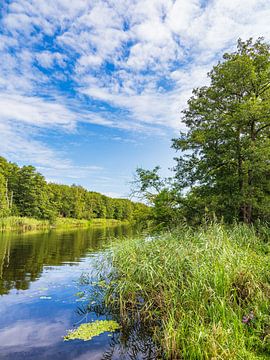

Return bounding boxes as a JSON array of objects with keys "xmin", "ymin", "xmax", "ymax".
[
  {"xmin": 0, "ymin": 156, "xmax": 146, "ymax": 223},
  {"xmin": 0, "ymin": 173, "xmax": 10, "ymax": 217},
  {"xmin": 131, "ymin": 166, "xmax": 164, "ymax": 203},
  {"xmin": 172, "ymin": 38, "xmax": 270, "ymax": 224},
  {"xmin": 64, "ymin": 320, "xmax": 120, "ymax": 341},
  {"xmin": 103, "ymin": 224, "xmax": 270, "ymax": 359},
  {"xmin": 151, "ymin": 189, "xmax": 183, "ymax": 229},
  {"xmin": 134, "ymin": 39, "xmax": 270, "ymax": 227},
  {"xmin": 47, "ymin": 183, "xmax": 145, "ymax": 222},
  {"xmin": 14, "ymin": 166, "xmax": 53, "ymax": 219}
]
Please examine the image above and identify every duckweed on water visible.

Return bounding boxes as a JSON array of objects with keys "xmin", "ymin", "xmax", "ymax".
[{"xmin": 64, "ymin": 320, "xmax": 120, "ymax": 341}]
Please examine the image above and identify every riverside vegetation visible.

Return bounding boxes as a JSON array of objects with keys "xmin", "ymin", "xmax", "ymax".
[
  {"xmin": 99, "ymin": 224, "xmax": 270, "ymax": 359},
  {"xmin": 1, "ymin": 38, "xmax": 269, "ymax": 358},
  {"xmin": 0, "ymin": 216, "xmax": 126, "ymax": 232},
  {"xmin": 89, "ymin": 38, "xmax": 270, "ymax": 359},
  {"xmin": 0, "ymin": 156, "xmax": 149, "ymax": 231}
]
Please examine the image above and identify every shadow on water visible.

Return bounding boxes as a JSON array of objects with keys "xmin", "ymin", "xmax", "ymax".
[{"xmin": 75, "ymin": 280, "xmax": 164, "ymax": 360}]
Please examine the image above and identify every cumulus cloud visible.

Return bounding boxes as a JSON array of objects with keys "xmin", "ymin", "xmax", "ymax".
[{"xmin": 0, "ymin": 0, "xmax": 269, "ymax": 179}]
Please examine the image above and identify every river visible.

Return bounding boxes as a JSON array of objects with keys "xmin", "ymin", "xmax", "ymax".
[{"xmin": 0, "ymin": 226, "xmax": 157, "ymax": 360}]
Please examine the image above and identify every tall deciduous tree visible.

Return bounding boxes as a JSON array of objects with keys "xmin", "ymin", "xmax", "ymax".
[
  {"xmin": 172, "ymin": 38, "xmax": 270, "ymax": 223},
  {"xmin": 14, "ymin": 166, "xmax": 53, "ymax": 219}
]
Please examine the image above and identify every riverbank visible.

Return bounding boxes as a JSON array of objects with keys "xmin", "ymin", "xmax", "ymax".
[
  {"xmin": 0, "ymin": 216, "xmax": 127, "ymax": 232},
  {"xmin": 102, "ymin": 224, "xmax": 270, "ymax": 359}
]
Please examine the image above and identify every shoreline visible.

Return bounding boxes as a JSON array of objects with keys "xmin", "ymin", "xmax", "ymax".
[
  {"xmin": 0, "ymin": 216, "xmax": 129, "ymax": 232},
  {"xmin": 101, "ymin": 224, "xmax": 270, "ymax": 359}
]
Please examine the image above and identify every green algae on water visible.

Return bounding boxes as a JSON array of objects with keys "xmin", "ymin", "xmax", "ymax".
[{"xmin": 64, "ymin": 320, "xmax": 120, "ymax": 341}]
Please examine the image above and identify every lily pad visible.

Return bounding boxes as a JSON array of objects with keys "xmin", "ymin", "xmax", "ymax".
[{"xmin": 64, "ymin": 320, "xmax": 120, "ymax": 341}]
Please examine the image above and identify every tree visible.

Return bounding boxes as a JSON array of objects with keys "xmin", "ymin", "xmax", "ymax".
[
  {"xmin": 172, "ymin": 38, "xmax": 270, "ymax": 223},
  {"xmin": 14, "ymin": 166, "xmax": 53, "ymax": 219},
  {"xmin": 131, "ymin": 167, "xmax": 183, "ymax": 227},
  {"xmin": 0, "ymin": 173, "xmax": 10, "ymax": 217},
  {"xmin": 131, "ymin": 167, "xmax": 165, "ymax": 204}
]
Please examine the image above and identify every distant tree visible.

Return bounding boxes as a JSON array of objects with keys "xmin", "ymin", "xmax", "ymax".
[
  {"xmin": 14, "ymin": 166, "xmax": 52, "ymax": 219},
  {"xmin": 0, "ymin": 156, "xmax": 18, "ymax": 215},
  {"xmin": 0, "ymin": 156, "xmax": 146, "ymax": 222},
  {"xmin": 0, "ymin": 173, "xmax": 9, "ymax": 217},
  {"xmin": 172, "ymin": 38, "xmax": 270, "ymax": 223}
]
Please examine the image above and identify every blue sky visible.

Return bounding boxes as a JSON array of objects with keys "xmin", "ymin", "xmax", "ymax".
[{"xmin": 0, "ymin": 0, "xmax": 269, "ymax": 198}]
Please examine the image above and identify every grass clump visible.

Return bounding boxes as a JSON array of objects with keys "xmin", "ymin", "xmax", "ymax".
[
  {"xmin": 103, "ymin": 224, "xmax": 270, "ymax": 359},
  {"xmin": 64, "ymin": 320, "xmax": 120, "ymax": 341}
]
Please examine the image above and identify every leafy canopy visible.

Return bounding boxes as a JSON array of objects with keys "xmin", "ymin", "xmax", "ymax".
[{"xmin": 172, "ymin": 38, "xmax": 270, "ymax": 223}]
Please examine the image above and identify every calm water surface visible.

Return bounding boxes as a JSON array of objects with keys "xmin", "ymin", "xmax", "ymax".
[{"xmin": 0, "ymin": 226, "xmax": 157, "ymax": 360}]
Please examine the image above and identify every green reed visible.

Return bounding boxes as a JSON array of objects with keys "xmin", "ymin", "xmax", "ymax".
[
  {"xmin": 0, "ymin": 216, "xmax": 129, "ymax": 232},
  {"xmin": 103, "ymin": 224, "xmax": 270, "ymax": 359}
]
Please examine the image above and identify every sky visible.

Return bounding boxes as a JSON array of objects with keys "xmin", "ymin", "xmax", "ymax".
[{"xmin": 0, "ymin": 0, "xmax": 269, "ymax": 198}]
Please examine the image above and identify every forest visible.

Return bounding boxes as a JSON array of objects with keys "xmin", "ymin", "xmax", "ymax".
[{"xmin": 0, "ymin": 156, "xmax": 147, "ymax": 222}]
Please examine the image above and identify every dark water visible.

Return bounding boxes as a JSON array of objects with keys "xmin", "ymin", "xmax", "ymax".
[{"xmin": 0, "ymin": 226, "xmax": 157, "ymax": 360}]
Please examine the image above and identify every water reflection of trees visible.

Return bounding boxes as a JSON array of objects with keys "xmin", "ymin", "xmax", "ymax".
[{"xmin": 0, "ymin": 225, "xmax": 133, "ymax": 295}]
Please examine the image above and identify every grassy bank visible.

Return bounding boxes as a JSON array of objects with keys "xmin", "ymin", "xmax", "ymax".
[
  {"xmin": 89, "ymin": 218, "xmax": 129, "ymax": 227},
  {"xmin": 102, "ymin": 224, "xmax": 270, "ymax": 359},
  {"xmin": 0, "ymin": 216, "xmax": 126, "ymax": 232}
]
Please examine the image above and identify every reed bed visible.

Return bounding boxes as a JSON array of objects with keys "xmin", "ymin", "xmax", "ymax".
[
  {"xmin": 89, "ymin": 218, "xmax": 126, "ymax": 226},
  {"xmin": 0, "ymin": 216, "xmax": 50, "ymax": 231},
  {"xmin": 52, "ymin": 217, "xmax": 90, "ymax": 228},
  {"xmin": 0, "ymin": 216, "xmax": 128, "ymax": 232},
  {"xmin": 103, "ymin": 224, "xmax": 270, "ymax": 359}
]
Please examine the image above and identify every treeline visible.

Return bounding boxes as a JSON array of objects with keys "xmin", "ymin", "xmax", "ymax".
[{"xmin": 0, "ymin": 156, "xmax": 148, "ymax": 221}]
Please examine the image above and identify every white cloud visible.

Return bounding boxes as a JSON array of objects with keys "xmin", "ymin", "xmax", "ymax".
[
  {"xmin": 0, "ymin": 93, "xmax": 76, "ymax": 129},
  {"xmin": 0, "ymin": 93, "xmax": 105, "ymax": 180},
  {"xmin": 0, "ymin": 0, "xmax": 269, "ymax": 186},
  {"xmin": 36, "ymin": 51, "xmax": 67, "ymax": 69}
]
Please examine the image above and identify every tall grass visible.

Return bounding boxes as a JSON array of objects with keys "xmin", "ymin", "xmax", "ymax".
[
  {"xmin": 52, "ymin": 217, "xmax": 90, "ymax": 229},
  {"xmin": 102, "ymin": 224, "xmax": 270, "ymax": 359},
  {"xmin": 0, "ymin": 216, "xmax": 128, "ymax": 232},
  {"xmin": 0, "ymin": 216, "xmax": 50, "ymax": 231},
  {"xmin": 89, "ymin": 218, "xmax": 127, "ymax": 227}
]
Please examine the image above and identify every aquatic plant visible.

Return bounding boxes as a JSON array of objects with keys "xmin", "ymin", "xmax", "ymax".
[
  {"xmin": 102, "ymin": 224, "xmax": 270, "ymax": 359},
  {"xmin": 64, "ymin": 320, "xmax": 120, "ymax": 341}
]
